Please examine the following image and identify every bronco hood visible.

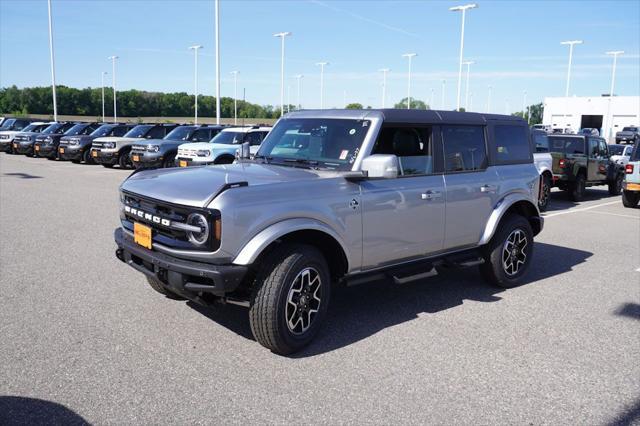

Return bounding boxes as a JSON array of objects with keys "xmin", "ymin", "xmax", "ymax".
[{"xmin": 121, "ymin": 162, "xmax": 329, "ymax": 208}]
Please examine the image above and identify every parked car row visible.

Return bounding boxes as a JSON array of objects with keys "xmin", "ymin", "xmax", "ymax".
[{"xmin": 0, "ymin": 118, "xmax": 273, "ymax": 169}]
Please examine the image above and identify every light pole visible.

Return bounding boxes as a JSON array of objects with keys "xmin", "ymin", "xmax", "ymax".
[
  {"xmin": 47, "ymin": 0, "xmax": 57, "ymax": 121},
  {"xmin": 462, "ymin": 60, "xmax": 474, "ymax": 111},
  {"xmin": 379, "ymin": 68, "xmax": 390, "ymax": 108},
  {"xmin": 469, "ymin": 92, "xmax": 473, "ymax": 112},
  {"xmin": 430, "ymin": 88, "xmax": 435, "ymax": 110},
  {"xmin": 108, "ymin": 56, "xmax": 118, "ymax": 122},
  {"xmin": 230, "ymin": 71, "xmax": 239, "ymax": 125},
  {"xmin": 450, "ymin": 3, "xmax": 478, "ymax": 111},
  {"xmin": 316, "ymin": 62, "xmax": 328, "ymax": 109},
  {"xmin": 189, "ymin": 45, "xmax": 203, "ymax": 124},
  {"xmin": 214, "ymin": 0, "xmax": 220, "ymax": 124},
  {"xmin": 606, "ymin": 50, "xmax": 624, "ymax": 96},
  {"xmin": 486, "ymin": 85, "xmax": 492, "ymax": 113},
  {"xmin": 101, "ymin": 71, "xmax": 107, "ymax": 122},
  {"xmin": 294, "ymin": 74, "xmax": 303, "ymax": 109},
  {"xmin": 521, "ymin": 90, "xmax": 527, "ymax": 121},
  {"xmin": 402, "ymin": 53, "xmax": 417, "ymax": 109},
  {"xmin": 274, "ymin": 32, "xmax": 291, "ymax": 117},
  {"xmin": 606, "ymin": 50, "xmax": 624, "ymax": 141},
  {"xmin": 561, "ymin": 40, "xmax": 583, "ymax": 97},
  {"xmin": 441, "ymin": 79, "xmax": 446, "ymax": 109}
]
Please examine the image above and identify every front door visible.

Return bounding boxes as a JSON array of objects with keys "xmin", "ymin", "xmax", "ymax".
[
  {"xmin": 587, "ymin": 137, "xmax": 601, "ymax": 181},
  {"xmin": 360, "ymin": 125, "xmax": 445, "ymax": 269}
]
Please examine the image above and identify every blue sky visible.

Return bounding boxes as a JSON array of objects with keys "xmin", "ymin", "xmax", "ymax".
[{"xmin": 1, "ymin": 0, "xmax": 639, "ymax": 113}]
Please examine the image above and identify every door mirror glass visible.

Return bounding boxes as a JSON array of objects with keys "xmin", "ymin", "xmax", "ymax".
[{"xmin": 361, "ymin": 154, "xmax": 399, "ymax": 179}]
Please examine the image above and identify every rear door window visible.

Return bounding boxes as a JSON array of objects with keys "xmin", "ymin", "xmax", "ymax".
[
  {"xmin": 442, "ymin": 125, "xmax": 487, "ymax": 172},
  {"xmin": 492, "ymin": 125, "xmax": 532, "ymax": 164},
  {"xmin": 372, "ymin": 126, "xmax": 436, "ymax": 176},
  {"xmin": 550, "ymin": 137, "xmax": 585, "ymax": 155},
  {"xmin": 533, "ymin": 132, "xmax": 549, "ymax": 153}
]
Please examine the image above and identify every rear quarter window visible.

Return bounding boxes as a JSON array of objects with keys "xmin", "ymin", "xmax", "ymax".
[{"xmin": 492, "ymin": 125, "xmax": 532, "ymax": 164}]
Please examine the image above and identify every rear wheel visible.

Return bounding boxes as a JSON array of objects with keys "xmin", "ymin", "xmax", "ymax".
[
  {"xmin": 622, "ymin": 190, "xmax": 640, "ymax": 208},
  {"xmin": 249, "ymin": 244, "xmax": 331, "ymax": 355},
  {"xmin": 608, "ymin": 173, "xmax": 623, "ymax": 195},
  {"xmin": 570, "ymin": 173, "xmax": 586, "ymax": 202},
  {"xmin": 538, "ymin": 173, "xmax": 551, "ymax": 212},
  {"xmin": 480, "ymin": 214, "xmax": 534, "ymax": 288},
  {"xmin": 145, "ymin": 277, "xmax": 187, "ymax": 300}
]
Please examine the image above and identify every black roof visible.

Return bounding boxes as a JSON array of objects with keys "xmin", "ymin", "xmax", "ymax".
[{"xmin": 377, "ymin": 108, "xmax": 525, "ymax": 125}]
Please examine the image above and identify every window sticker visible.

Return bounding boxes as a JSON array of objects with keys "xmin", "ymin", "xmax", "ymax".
[{"xmin": 340, "ymin": 150, "xmax": 349, "ymax": 160}]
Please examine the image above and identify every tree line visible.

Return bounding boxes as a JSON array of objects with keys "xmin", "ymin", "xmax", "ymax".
[
  {"xmin": 0, "ymin": 85, "xmax": 542, "ymax": 124},
  {"xmin": 0, "ymin": 85, "xmax": 291, "ymax": 119}
]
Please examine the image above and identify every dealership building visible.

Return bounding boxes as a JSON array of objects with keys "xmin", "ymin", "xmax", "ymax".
[{"xmin": 542, "ymin": 96, "xmax": 640, "ymax": 141}]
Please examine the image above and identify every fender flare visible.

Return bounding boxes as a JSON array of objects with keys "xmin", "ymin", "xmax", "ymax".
[
  {"xmin": 478, "ymin": 193, "xmax": 539, "ymax": 246},
  {"xmin": 232, "ymin": 218, "xmax": 350, "ymax": 267}
]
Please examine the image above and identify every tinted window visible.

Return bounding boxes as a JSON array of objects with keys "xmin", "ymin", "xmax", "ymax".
[
  {"xmin": 246, "ymin": 131, "xmax": 267, "ymax": 146},
  {"xmin": 124, "ymin": 125, "xmax": 154, "ymax": 138},
  {"xmin": 622, "ymin": 127, "xmax": 638, "ymax": 132},
  {"xmin": 493, "ymin": 125, "xmax": 531, "ymax": 163},
  {"xmin": 598, "ymin": 140, "xmax": 608, "ymax": 157},
  {"xmin": 588, "ymin": 138, "xmax": 599, "ymax": 157},
  {"xmin": 631, "ymin": 142, "xmax": 640, "ymax": 161},
  {"xmin": 442, "ymin": 125, "xmax": 487, "ymax": 172},
  {"xmin": 608, "ymin": 145, "xmax": 624, "ymax": 155},
  {"xmin": 550, "ymin": 137, "xmax": 585, "ymax": 155},
  {"xmin": 211, "ymin": 131, "xmax": 245, "ymax": 144},
  {"xmin": 112, "ymin": 126, "xmax": 130, "ymax": 137},
  {"xmin": 64, "ymin": 123, "xmax": 95, "ymax": 136},
  {"xmin": 164, "ymin": 126, "xmax": 195, "ymax": 141},
  {"xmin": 0, "ymin": 119, "xmax": 16, "ymax": 129},
  {"xmin": 373, "ymin": 127, "xmax": 434, "ymax": 176},
  {"xmin": 533, "ymin": 132, "xmax": 549, "ymax": 153},
  {"xmin": 147, "ymin": 126, "xmax": 167, "ymax": 139}
]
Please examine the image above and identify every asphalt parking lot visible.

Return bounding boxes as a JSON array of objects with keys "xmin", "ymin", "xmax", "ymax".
[{"xmin": 1, "ymin": 153, "xmax": 639, "ymax": 425}]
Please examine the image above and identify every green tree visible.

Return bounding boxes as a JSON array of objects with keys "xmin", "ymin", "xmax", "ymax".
[
  {"xmin": 512, "ymin": 102, "xmax": 543, "ymax": 125},
  {"xmin": 393, "ymin": 98, "xmax": 429, "ymax": 110},
  {"xmin": 345, "ymin": 103, "xmax": 363, "ymax": 109}
]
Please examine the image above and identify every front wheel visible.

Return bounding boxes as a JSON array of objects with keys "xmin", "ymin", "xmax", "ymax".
[
  {"xmin": 163, "ymin": 152, "xmax": 176, "ymax": 168},
  {"xmin": 82, "ymin": 149, "xmax": 94, "ymax": 165},
  {"xmin": 249, "ymin": 244, "xmax": 331, "ymax": 355},
  {"xmin": 622, "ymin": 190, "xmax": 640, "ymax": 208},
  {"xmin": 118, "ymin": 151, "xmax": 131, "ymax": 169},
  {"xmin": 608, "ymin": 173, "xmax": 623, "ymax": 195},
  {"xmin": 480, "ymin": 214, "xmax": 534, "ymax": 288}
]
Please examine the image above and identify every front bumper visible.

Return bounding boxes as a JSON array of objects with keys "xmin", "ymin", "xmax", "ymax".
[
  {"xmin": 0, "ymin": 140, "xmax": 13, "ymax": 152},
  {"xmin": 91, "ymin": 148, "xmax": 119, "ymax": 165},
  {"xmin": 58, "ymin": 144, "xmax": 83, "ymax": 160},
  {"xmin": 114, "ymin": 228, "xmax": 247, "ymax": 298},
  {"xmin": 35, "ymin": 143, "xmax": 57, "ymax": 157},
  {"xmin": 175, "ymin": 157, "xmax": 210, "ymax": 167},
  {"xmin": 13, "ymin": 142, "xmax": 34, "ymax": 155},
  {"xmin": 131, "ymin": 151, "xmax": 164, "ymax": 169}
]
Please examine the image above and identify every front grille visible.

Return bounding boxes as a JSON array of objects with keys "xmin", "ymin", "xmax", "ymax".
[
  {"xmin": 177, "ymin": 148, "xmax": 199, "ymax": 158},
  {"xmin": 121, "ymin": 191, "xmax": 220, "ymax": 251},
  {"xmin": 131, "ymin": 144, "xmax": 147, "ymax": 152},
  {"xmin": 92, "ymin": 141, "xmax": 112, "ymax": 148}
]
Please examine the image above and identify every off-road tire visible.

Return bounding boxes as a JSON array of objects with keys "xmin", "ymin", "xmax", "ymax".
[
  {"xmin": 145, "ymin": 276, "xmax": 186, "ymax": 300},
  {"xmin": 622, "ymin": 190, "xmax": 640, "ymax": 208},
  {"xmin": 480, "ymin": 214, "xmax": 534, "ymax": 288},
  {"xmin": 570, "ymin": 173, "xmax": 586, "ymax": 202},
  {"xmin": 249, "ymin": 244, "xmax": 331, "ymax": 355},
  {"xmin": 538, "ymin": 173, "xmax": 551, "ymax": 212},
  {"xmin": 118, "ymin": 151, "xmax": 131, "ymax": 169},
  {"xmin": 608, "ymin": 173, "xmax": 623, "ymax": 196},
  {"xmin": 163, "ymin": 152, "xmax": 176, "ymax": 168}
]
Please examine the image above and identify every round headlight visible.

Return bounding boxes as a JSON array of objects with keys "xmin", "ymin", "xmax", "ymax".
[
  {"xmin": 196, "ymin": 149, "xmax": 211, "ymax": 157},
  {"xmin": 186, "ymin": 213, "xmax": 209, "ymax": 246},
  {"xmin": 148, "ymin": 145, "xmax": 160, "ymax": 152},
  {"xmin": 45, "ymin": 136, "xmax": 53, "ymax": 143}
]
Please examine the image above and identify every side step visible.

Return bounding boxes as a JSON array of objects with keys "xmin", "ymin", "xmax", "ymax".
[{"xmin": 392, "ymin": 267, "xmax": 438, "ymax": 285}]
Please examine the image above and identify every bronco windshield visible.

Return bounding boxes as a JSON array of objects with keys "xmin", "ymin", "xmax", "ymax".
[
  {"xmin": 64, "ymin": 123, "xmax": 92, "ymax": 136},
  {"xmin": 164, "ymin": 126, "xmax": 196, "ymax": 141},
  {"xmin": 124, "ymin": 125, "xmax": 153, "ymax": 138},
  {"xmin": 211, "ymin": 131, "xmax": 245, "ymax": 145},
  {"xmin": 20, "ymin": 123, "xmax": 45, "ymax": 133},
  {"xmin": 90, "ymin": 124, "xmax": 116, "ymax": 137},
  {"xmin": 42, "ymin": 123, "xmax": 67, "ymax": 134},
  {"xmin": 622, "ymin": 127, "xmax": 637, "ymax": 132},
  {"xmin": 256, "ymin": 118, "xmax": 371, "ymax": 170},
  {"xmin": 0, "ymin": 119, "xmax": 16, "ymax": 129}
]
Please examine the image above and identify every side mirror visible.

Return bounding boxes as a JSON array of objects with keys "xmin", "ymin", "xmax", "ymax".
[
  {"xmin": 361, "ymin": 154, "xmax": 399, "ymax": 179},
  {"xmin": 236, "ymin": 142, "xmax": 251, "ymax": 161}
]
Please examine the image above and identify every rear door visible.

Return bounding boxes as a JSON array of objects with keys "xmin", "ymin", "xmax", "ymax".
[
  {"xmin": 360, "ymin": 124, "xmax": 445, "ymax": 268},
  {"xmin": 441, "ymin": 124, "xmax": 500, "ymax": 249}
]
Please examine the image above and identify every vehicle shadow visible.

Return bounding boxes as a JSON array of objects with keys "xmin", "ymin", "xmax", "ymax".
[
  {"xmin": 614, "ymin": 303, "xmax": 640, "ymax": 321},
  {"xmin": 0, "ymin": 396, "xmax": 89, "ymax": 425},
  {"xmin": 544, "ymin": 187, "xmax": 617, "ymax": 212},
  {"xmin": 188, "ymin": 242, "xmax": 593, "ymax": 356},
  {"xmin": 605, "ymin": 397, "xmax": 640, "ymax": 426},
  {"xmin": 3, "ymin": 172, "xmax": 43, "ymax": 179}
]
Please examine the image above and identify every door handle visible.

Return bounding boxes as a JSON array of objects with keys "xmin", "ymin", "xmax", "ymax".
[
  {"xmin": 480, "ymin": 184, "xmax": 497, "ymax": 193},
  {"xmin": 421, "ymin": 190, "xmax": 442, "ymax": 200}
]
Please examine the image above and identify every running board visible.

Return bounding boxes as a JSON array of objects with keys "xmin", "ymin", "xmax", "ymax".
[{"xmin": 392, "ymin": 267, "xmax": 438, "ymax": 285}]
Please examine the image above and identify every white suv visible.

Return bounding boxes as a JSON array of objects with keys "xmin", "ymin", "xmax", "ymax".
[{"xmin": 176, "ymin": 126, "xmax": 271, "ymax": 167}]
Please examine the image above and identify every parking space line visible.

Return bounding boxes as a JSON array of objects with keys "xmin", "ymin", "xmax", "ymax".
[
  {"xmin": 544, "ymin": 200, "xmax": 620, "ymax": 218},
  {"xmin": 586, "ymin": 210, "xmax": 640, "ymax": 220}
]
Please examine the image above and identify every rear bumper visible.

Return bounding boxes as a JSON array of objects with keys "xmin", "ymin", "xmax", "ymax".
[
  {"xmin": 623, "ymin": 181, "xmax": 640, "ymax": 192},
  {"xmin": 114, "ymin": 227, "xmax": 247, "ymax": 298}
]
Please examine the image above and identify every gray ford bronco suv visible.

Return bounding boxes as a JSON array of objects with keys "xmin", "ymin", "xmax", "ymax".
[{"xmin": 115, "ymin": 109, "xmax": 543, "ymax": 354}]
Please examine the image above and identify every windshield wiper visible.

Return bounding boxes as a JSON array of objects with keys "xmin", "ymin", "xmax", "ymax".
[
  {"xmin": 283, "ymin": 158, "xmax": 319, "ymax": 166},
  {"xmin": 253, "ymin": 154, "xmax": 273, "ymax": 163}
]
